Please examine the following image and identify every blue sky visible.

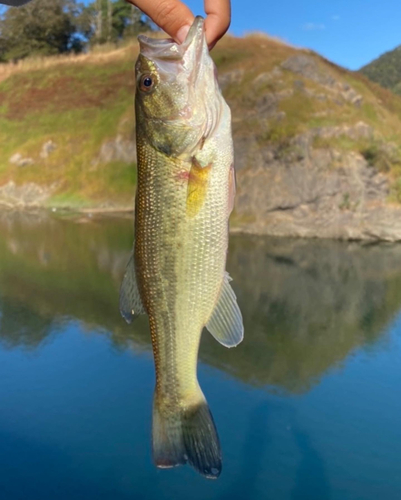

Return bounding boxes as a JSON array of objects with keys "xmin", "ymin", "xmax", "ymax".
[
  {"xmin": 1, "ymin": 0, "xmax": 399, "ymax": 70},
  {"xmin": 184, "ymin": 0, "xmax": 401, "ymax": 70}
]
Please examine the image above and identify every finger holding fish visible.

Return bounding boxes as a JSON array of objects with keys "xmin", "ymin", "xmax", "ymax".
[{"xmin": 124, "ymin": 0, "xmax": 231, "ymax": 49}]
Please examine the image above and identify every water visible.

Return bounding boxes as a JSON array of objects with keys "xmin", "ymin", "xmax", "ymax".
[{"xmin": 1, "ymin": 211, "xmax": 401, "ymax": 499}]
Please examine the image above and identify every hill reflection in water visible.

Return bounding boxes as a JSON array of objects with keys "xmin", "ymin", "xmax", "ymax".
[{"xmin": 1, "ymin": 211, "xmax": 400, "ymax": 393}]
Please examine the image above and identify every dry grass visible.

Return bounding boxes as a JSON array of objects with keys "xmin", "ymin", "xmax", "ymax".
[
  {"xmin": 0, "ymin": 43, "xmax": 137, "ymax": 84},
  {"xmin": 0, "ymin": 28, "xmax": 193, "ymax": 84},
  {"xmin": 243, "ymin": 31, "xmax": 299, "ymax": 49},
  {"xmin": 0, "ymin": 31, "xmax": 292, "ymax": 84}
]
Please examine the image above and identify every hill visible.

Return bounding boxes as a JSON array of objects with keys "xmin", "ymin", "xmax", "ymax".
[
  {"xmin": 360, "ymin": 45, "xmax": 401, "ymax": 94},
  {"xmin": 2, "ymin": 35, "xmax": 401, "ymax": 240}
]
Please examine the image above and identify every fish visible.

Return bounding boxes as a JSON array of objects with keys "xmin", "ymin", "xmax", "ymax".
[{"xmin": 120, "ymin": 16, "xmax": 243, "ymax": 479}]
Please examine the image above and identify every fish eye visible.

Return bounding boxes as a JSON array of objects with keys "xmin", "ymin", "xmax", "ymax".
[{"xmin": 140, "ymin": 74, "xmax": 155, "ymax": 92}]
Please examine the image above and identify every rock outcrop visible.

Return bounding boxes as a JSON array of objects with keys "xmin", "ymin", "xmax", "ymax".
[
  {"xmin": 233, "ymin": 133, "xmax": 401, "ymax": 241},
  {"xmin": 223, "ymin": 53, "xmax": 401, "ymax": 241},
  {"xmin": 9, "ymin": 153, "xmax": 34, "ymax": 167},
  {"xmin": 96, "ymin": 134, "xmax": 137, "ymax": 165},
  {"xmin": 0, "ymin": 182, "xmax": 55, "ymax": 208}
]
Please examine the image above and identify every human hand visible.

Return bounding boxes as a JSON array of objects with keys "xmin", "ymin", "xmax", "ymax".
[
  {"xmin": 0, "ymin": 0, "xmax": 32, "ymax": 5},
  {"xmin": 125, "ymin": 0, "xmax": 231, "ymax": 50}
]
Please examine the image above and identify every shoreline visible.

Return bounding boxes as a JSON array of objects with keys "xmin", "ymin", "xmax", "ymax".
[
  {"xmin": 1, "ymin": 205, "xmax": 401, "ymax": 243},
  {"xmin": 0, "ymin": 205, "xmax": 134, "ymax": 214}
]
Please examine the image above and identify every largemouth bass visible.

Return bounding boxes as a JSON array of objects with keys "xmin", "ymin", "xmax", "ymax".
[{"xmin": 120, "ymin": 16, "xmax": 243, "ymax": 479}]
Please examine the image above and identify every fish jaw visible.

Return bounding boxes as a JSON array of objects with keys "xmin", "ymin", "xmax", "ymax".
[
  {"xmin": 135, "ymin": 16, "xmax": 224, "ymax": 158},
  {"xmin": 137, "ymin": 16, "xmax": 208, "ymax": 86}
]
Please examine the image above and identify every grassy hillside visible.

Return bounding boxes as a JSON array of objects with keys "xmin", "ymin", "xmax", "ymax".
[
  {"xmin": 2, "ymin": 35, "xmax": 401, "ymax": 209},
  {"xmin": 0, "ymin": 47, "xmax": 138, "ymax": 208}
]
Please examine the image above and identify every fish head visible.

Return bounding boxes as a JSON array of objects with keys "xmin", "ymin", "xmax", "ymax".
[{"xmin": 135, "ymin": 17, "xmax": 224, "ymax": 157}]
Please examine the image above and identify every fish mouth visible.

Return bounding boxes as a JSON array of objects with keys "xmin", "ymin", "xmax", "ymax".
[
  {"xmin": 137, "ymin": 16, "xmax": 219, "ymax": 128},
  {"xmin": 138, "ymin": 16, "xmax": 206, "ymax": 63}
]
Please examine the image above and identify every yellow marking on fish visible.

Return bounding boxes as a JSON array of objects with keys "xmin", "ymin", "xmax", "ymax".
[{"xmin": 186, "ymin": 157, "xmax": 212, "ymax": 218}]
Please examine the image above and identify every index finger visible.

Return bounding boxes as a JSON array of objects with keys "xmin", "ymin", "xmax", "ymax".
[
  {"xmin": 125, "ymin": 0, "xmax": 194, "ymax": 43},
  {"xmin": 204, "ymin": 0, "xmax": 231, "ymax": 49}
]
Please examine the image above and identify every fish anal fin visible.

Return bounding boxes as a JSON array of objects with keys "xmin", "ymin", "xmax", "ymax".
[
  {"xmin": 206, "ymin": 272, "xmax": 244, "ymax": 348},
  {"xmin": 119, "ymin": 252, "xmax": 146, "ymax": 324}
]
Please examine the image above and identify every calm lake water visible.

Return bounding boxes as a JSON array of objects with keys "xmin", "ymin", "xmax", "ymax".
[{"xmin": 1, "ymin": 211, "xmax": 401, "ymax": 499}]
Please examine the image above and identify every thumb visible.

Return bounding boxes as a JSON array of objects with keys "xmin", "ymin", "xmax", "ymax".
[{"xmin": 125, "ymin": 0, "xmax": 194, "ymax": 44}]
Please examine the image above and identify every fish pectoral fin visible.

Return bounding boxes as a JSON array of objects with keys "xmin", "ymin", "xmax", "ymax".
[
  {"xmin": 119, "ymin": 252, "xmax": 146, "ymax": 324},
  {"xmin": 228, "ymin": 163, "xmax": 236, "ymax": 215},
  {"xmin": 206, "ymin": 272, "xmax": 244, "ymax": 348},
  {"xmin": 186, "ymin": 156, "xmax": 212, "ymax": 218}
]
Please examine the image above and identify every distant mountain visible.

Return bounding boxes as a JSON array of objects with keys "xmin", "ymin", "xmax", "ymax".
[{"xmin": 360, "ymin": 45, "xmax": 401, "ymax": 93}]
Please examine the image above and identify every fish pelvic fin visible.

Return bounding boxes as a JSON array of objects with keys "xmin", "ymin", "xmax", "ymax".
[
  {"xmin": 119, "ymin": 251, "xmax": 146, "ymax": 323},
  {"xmin": 152, "ymin": 392, "xmax": 222, "ymax": 479}
]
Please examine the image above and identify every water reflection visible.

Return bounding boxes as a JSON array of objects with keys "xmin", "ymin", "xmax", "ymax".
[
  {"xmin": 290, "ymin": 423, "xmax": 331, "ymax": 500},
  {"xmin": 1, "ymin": 211, "xmax": 401, "ymax": 393},
  {"xmin": 220, "ymin": 402, "xmax": 271, "ymax": 500}
]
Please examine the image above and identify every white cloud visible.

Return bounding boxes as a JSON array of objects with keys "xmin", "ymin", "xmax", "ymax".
[
  {"xmin": 332, "ymin": 15, "xmax": 341, "ymax": 21},
  {"xmin": 302, "ymin": 23, "xmax": 326, "ymax": 31}
]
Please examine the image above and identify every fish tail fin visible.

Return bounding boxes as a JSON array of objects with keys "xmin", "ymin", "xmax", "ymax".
[
  {"xmin": 152, "ymin": 396, "xmax": 186, "ymax": 469},
  {"xmin": 152, "ymin": 391, "xmax": 222, "ymax": 479}
]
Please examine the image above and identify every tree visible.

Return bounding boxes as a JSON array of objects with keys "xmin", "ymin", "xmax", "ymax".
[
  {"xmin": 83, "ymin": 0, "xmax": 152, "ymax": 46},
  {"xmin": 0, "ymin": 0, "xmax": 84, "ymax": 61},
  {"xmin": 111, "ymin": 0, "xmax": 151, "ymax": 40},
  {"xmin": 0, "ymin": 0, "xmax": 153, "ymax": 61},
  {"xmin": 107, "ymin": 0, "xmax": 112, "ymax": 42}
]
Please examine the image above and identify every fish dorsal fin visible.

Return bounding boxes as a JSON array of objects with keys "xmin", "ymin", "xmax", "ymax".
[
  {"xmin": 206, "ymin": 272, "xmax": 244, "ymax": 348},
  {"xmin": 119, "ymin": 252, "xmax": 146, "ymax": 324}
]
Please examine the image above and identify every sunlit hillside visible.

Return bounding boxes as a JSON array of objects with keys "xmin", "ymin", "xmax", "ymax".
[
  {"xmin": 2, "ymin": 33, "xmax": 401, "ymax": 238},
  {"xmin": 0, "ymin": 43, "xmax": 138, "ymax": 208}
]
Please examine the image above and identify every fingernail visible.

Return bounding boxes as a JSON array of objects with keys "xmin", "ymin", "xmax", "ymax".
[{"xmin": 176, "ymin": 24, "xmax": 191, "ymax": 44}]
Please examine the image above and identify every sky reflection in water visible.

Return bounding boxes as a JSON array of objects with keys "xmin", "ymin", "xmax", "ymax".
[{"xmin": 0, "ymin": 212, "xmax": 401, "ymax": 499}]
